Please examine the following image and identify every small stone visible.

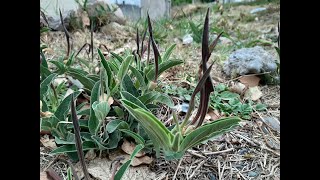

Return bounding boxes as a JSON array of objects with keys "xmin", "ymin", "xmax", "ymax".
[
  {"xmin": 248, "ymin": 171, "xmax": 259, "ymax": 177},
  {"xmin": 182, "ymin": 34, "xmax": 193, "ymax": 45}
]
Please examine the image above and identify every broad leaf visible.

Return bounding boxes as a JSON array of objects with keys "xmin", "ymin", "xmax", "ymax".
[
  {"xmin": 117, "ymin": 55, "xmax": 133, "ymax": 82},
  {"xmin": 119, "ymin": 129, "xmax": 145, "ymax": 145},
  {"xmin": 50, "ymin": 141, "xmax": 96, "ymax": 154},
  {"xmin": 146, "ymin": 60, "xmax": 183, "ymax": 81},
  {"xmin": 92, "ymin": 101, "xmax": 110, "ymax": 121},
  {"xmin": 88, "ymin": 81, "xmax": 100, "ymax": 135},
  {"xmin": 67, "ymin": 71, "xmax": 95, "ymax": 91},
  {"xmin": 106, "ymin": 120, "xmax": 129, "ymax": 133},
  {"xmin": 120, "ymin": 91, "xmax": 148, "ymax": 110},
  {"xmin": 162, "ymin": 44, "xmax": 176, "ymax": 62},
  {"xmin": 181, "ymin": 117, "xmax": 241, "ymax": 151}
]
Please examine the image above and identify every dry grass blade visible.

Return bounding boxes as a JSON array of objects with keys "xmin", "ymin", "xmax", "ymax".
[
  {"xmin": 70, "ymin": 94, "xmax": 90, "ymax": 180},
  {"xmin": 147, "ymin": 14, "xmax": 160, "ymax": 82},
  {"xmin": 59, "ymin": 9, "xmax": 71, "ymax": 58}
]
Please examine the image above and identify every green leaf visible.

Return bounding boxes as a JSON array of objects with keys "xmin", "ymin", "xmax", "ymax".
[
  {"xmin": 50, "ymin": 60, "xmax": 66, "ymax": 74},
  {"xmin": 92, "ymin": 101, "xmax": 110, "ymax": 121},
  {"xmin": 255, "ymin": 103, "xmax": 267, "ymax": 111},
  {"xmin": 40, "ymin": 65, "xmax": 51, "ymax": 80},
  {"xmin": 119, "ymin": 129, "xmax": 145, "ymax": 145},
  {"xmin": 138, "ymin": 92, "xmax": 160, "ymax": 104},
  {"xmin": 66, "ymin": 52, "xmax": 75, "ymax": 67},
  {"xmin": 155, "ymin": 93, "xmax": 174, "ymax": 108},
  {"xmin": 67, "ymin": 67, "xmax": 89, "ymax": 76},
  {"xmin": 113, "ymin": 106, "xmax": 124, "ymax": 118},
  {"xmin": 54, "ymin": 91, "xmax": 81, "ymax": 121},
  {"xmin": 114, "ymin": 144, "xmax": 144, "ymax": 180},
  {"xmin": 89, "ymin": 81, "xmax": 100, "ymax": 135},
  {"xmin": 67, "ymin": 71, "xmax": 95, "ymax": 91},
  {"xmin": 67, "ymin": 167, "xmax": 72, "ymax": 180},
  {"xmin": 98, "ymin": 48, "xmax": 113, "ymax": 87},
  {"xmin": 162, "ymin": 44, "xmax": 176, "ymax": 62},
  {"xmin": 219, "ymin": 91, "xmax": 240, "ymax": 101},
  {"xmin": 106, "ymin": 120, "xmax": 129, "ymax": 133},
  {"xmin": 146, "ymin": 60, "xmax": 183, "ymax": 81},
  {"xmin": 50, "ymin": 141, "xmax": 96, "ymax": 154},
  {"xmin": 180, "ymin": 117, "xmax": 241, "ymax": 151},
  {"xmin": 121, "ymin": 99, "xmax": 173, "ymax": 149},
  {"xmin": 122, "ymin": 75, "xmax": 139, "ymax": 96},
  {"xmin": 121, "ymin": 91, "xmax": 148, "ymax": 110},
  {"xmin": 110, "ymin": 52, "xmax": 124, "ymax": 63},
  {"xmin": 86, "ymin": 74, "xmax": 100, "ymax": 83},
  {"xmin": 129, "ymin": 66, "xmax": 146, "ymax": 89},
  {"xmin": 117, "ymin": 55, "xmax": 133, "ymax": 82},
  {"xmin": 215, "ymin": 84, "xmax": 227, "ymax": 93},
  {"xmin": 40, "ymin": 73, "xmax": 57, "ymax": 99}
]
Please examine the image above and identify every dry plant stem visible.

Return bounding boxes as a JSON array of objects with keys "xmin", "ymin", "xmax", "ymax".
[
  {"xmin": 57, "ymin": 158, "xmax": 80, "ymax": 180},
  {"xmin": 188, "ymin": 160, "xmax": 205, "ymax": 179},
  {"xmin": 70, "ymin": 95, "xmax": 90, "ymax": 180},
  {"xmin": 75, "ymin": 43, "xmax": 91, "ymax": 58},
  {"xmin": 203, "ymin": 148, "xmax": 234, "ymax": 155},
  {"xmin": 90, "ymin": 19, "xmax": 94, "ymax": 62},
  {"xmin": 172, "ymin": 158, "xmax": 183, "ymax": 180}
]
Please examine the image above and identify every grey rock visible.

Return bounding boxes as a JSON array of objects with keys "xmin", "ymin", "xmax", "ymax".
[
  {"xmin": 223, "ymin": 46, "xmax": 278, "ymax": 77},
  {"xmin": 182, "ymin": 34, "xmax": 193, "ymax": 45},
  {"xmin": 248, "ymin": 171, "xmax": 259, "ymax": 177}
]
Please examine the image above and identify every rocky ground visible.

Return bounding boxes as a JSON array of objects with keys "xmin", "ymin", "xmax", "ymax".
[{"xmin": 41, "ymin": 1, "xmax": 280, "ymax": 179}]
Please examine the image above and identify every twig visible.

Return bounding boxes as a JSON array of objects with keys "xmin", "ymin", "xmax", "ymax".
[
  {"xmin": 187, "ymin": 150, "xmax": 206, "ymax": 158},
  {"xmin": 203, "ymin": 148, "xmax": 234, "ymax": 155},
  {"xmin": 172, "ymin": 158, "xmax": 183, "ymax": 180},
  {"xmin": 230, "ymin": 132, "xmax": 258, "ymax": 147},
  {"xmin": 188, "ymin": 160, "xmax": 205, "ymax": 179}
]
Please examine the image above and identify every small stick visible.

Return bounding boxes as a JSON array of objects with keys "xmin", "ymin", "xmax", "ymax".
[
  {"xmin": 188, "ymin": 160, "xmax": 205, "ymax": 179},
  {"xmin": 172, "ymin": 158, "xmax": 183, "ymax": 180},
  {"xmin": 203, "ymin": 148, "xmax": 234, "ymax": 155}
]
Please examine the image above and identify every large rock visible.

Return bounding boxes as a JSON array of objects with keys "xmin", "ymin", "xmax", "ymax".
[{"xmin": 223, "ymin": 46, "xmax": 278, "ymax": 77}]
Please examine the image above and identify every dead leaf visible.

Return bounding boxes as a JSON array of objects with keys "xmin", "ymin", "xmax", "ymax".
[
  {"xmin": 108, "ymin": 97, "xmax": 114, "ymax": 106},
  {"xmin": 81, "ymin": 11, "xmax": 90, "ymax": 27},
  {"xmin": 265, "ymin": 137, "xmax": 280, "ymax": 150},
  {"xmin": 40, "ymin": 111, "xmax": 54, "ymax": 118},
  {"xmin": 40, "ymin": 135, "xmax": 57, "ymax": 150},
  {"xmin": 230, "ymin": 82, "xmax": 246, "ymax": 95},
  {"xmin": 239, "ymin": 75, "xmax": 261, "ymax": 87},
  {"xmin": 207, "ymin": 108, "xmax": 220, "ymax": 121},
  {"xmin": 121, "ymin": 139, "xmax": 145, "ymax": 157},
  {"xmin": 85, "ymin": 149, "xmax": 96, "ymax": 160},
  {"xmin": 244, "ymin": 86, "xmax": 263, "ymax": 101},
  {"xmin": 131, "ymin": 156, "xmax": 153, "ymax": 166},
  {"xmin": 87, "ymin": 158, "xmax": 156, "ymax": 180},
  {"xmin": 109, "ymin": 148, "xmax": 153, "ymax": 167}
]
